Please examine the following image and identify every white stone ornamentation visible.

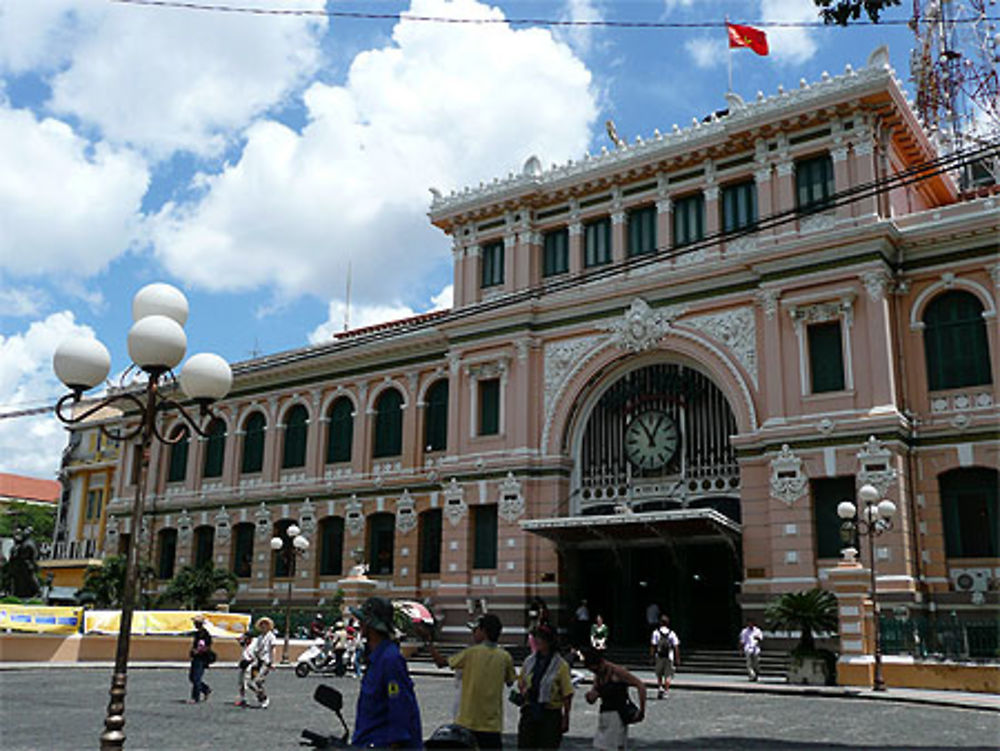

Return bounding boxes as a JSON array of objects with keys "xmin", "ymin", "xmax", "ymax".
[
  {"xmin": 254, "ymin": 502, "xmax": 272, "ymax": 539},
  {"xmin": 345, "ymin": 495, "xmax": 365, "ymax": 537},
  {"xmin": 800, "ymin": 213, "xmax": 836, "ymax": 234},
  {"xmin": 861, "ymin": 270, "xmax": 892, "ymax": 302},
  {"xmin": 682, "ymin": 307, "xmax": 758, "ymax": 388},
  {"xmin": 177, "ymin": 509, "xmax": 194, "ymax": 543},
  {"xmin": 396, "ymin": 490, "xmax": 417, "ymax": 535},
  {"xmin": 299, "ymin": 498, "xmax": 317, "ymax": 535},
  {"xmin": 214, "ymin": 507, "xmax": 231, "ymax": 542},
  {"xmin": 543, "ymin": 335, "xmax": 604, "ymax": 419},
  {"xmin": 497, "ymin": 472, "xmax": 525, "ymax": 523},
  {"xmin": 755, "ymin": 289, "xmax": 779, "ymax": 319},
  {"xmin": 443, "ymin": 478, "xmax": 468, "ymax": 527},
  {"xmin": 770, "ymin": 444, "xmax": 808, "ymax": 505},
  {"xmin": 598, "ymin": 298, "xmax": 686, "ymax": 354},
  {"xmin": 856, "ymin": 436, "xmax": 897, "ymax": 498}
]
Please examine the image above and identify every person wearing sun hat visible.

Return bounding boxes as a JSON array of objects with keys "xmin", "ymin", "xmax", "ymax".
[
  {"xmin": 350, "ymin": 597, "xmax": 422, "ymax": 748},
  {"xmin": 186, "ymin": 615, "xmax": 213, "ymax": 704}
]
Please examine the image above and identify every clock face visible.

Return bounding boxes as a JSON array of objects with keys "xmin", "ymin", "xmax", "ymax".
[{"xmin": 624, "ymin": 410, "xmax": 679, "ymax": 470}]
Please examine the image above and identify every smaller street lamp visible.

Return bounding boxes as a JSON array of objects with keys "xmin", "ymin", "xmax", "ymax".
[
  {"xmin": 837, "ymin": 483, "xmax": 897, "ymax": 692},
  {"xmin": 271, "ymin": 524, "xmax": 309, "ymax": 664}
]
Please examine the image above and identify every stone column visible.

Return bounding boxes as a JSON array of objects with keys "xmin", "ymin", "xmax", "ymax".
[
  {"xmin": 756, "ymin": 288, "xmax": 784, "ymax": 424},
  {"xmin": 610, "ymin": 187, "xmax": 626, "ymax": 264},
  {"xmin": 826, "ymin": 554, "xmax": 875, "ymax": 687},
  {"xmin": 305, "ymin": 391, "xmax": 325, "ymax": 479},
  {"xmin": 860, "ymin": 270, "xmax": 898, "ymax": 413},
  {"xmin": 466, "ymin": 244, "xmax": 481, "ymax": 305},
  {"xmin": 704, "ymin": 184, "xmax": 720, "ymax": 246},
  {"xmin": 831, "ymin": 143, "xmax": 851, "ymax": 222},
  {"xmin": 262, "ymin": 398, "xmax": 281, "ymax": 482},
  {"xmin": 353, "ymin": 382, "xmax": 371, "ymax": 475},
  {"xmin": 503, "ymin": 232, "xmax": 516, "ymax": 294},
  {"xmin": 568, "ymin": 200, "xmax": 583, "ymax": 275},
  {"xmin": 451, "ymin": 235, "xmax": 467, "ymax": 308}
]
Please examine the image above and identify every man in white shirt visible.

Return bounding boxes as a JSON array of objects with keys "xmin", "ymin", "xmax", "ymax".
[
  {"xmin": 739, "ymin": 619, "xmax": 764, "ymax": 682},
  {"xmin": 649, "ymin": 614, "xmax": 679, "ymax": 699}
]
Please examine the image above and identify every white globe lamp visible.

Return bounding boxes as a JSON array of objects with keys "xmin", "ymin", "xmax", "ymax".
[
  {"xmin": 180, "ymin": 353, "xmax": 232, "ymax": 403},
  {"xmin": 53, "ymin": 338, "xmax": 111, "ymax": 392},
  {"xmin": 858, "ymin": 484, "xmax": 880, "ymax": 505},
  {"xmin": 270, "ymin": 537, "xmax": 283, "ymax": 551},
  {"xmin": 877, "ymin": 499, "xmax": 897, "ymax": 519},
  {"xmin": 132, "ymin": 283, "xmax": 189, "ymax": 326},
  {"xmin": 287, "ymin": 524, "xmax": 301, "ymax": 538},
  {"xmin": 293, "ymin": 536, "xmax": 309, "ymax": 551},
  {"xmin": 836, "ymin": 501, "xmax": 856, "ymax": 520},
  {"xmin": 127, "ymin": 315, "xmax": 187, "ymax": 371}
]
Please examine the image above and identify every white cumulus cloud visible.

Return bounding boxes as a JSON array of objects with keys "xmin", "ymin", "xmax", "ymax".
[
  {"xmin": 760, "ymin": 0, "xmax": 818, "ymax": 64},
  {"xmin": 0, "ymin": 104, "xmax": 149, "ymax": 277},
  {"xmin": 0, "ymin": 312, "xmax": 96, "ymax": 478},
  {"xmin": 685, "ymin": 37, "xmax": 726, "ymax": 69},
  {"xmin": 150, "ymin": 0, "xmax": 597, "ymax": 313}
]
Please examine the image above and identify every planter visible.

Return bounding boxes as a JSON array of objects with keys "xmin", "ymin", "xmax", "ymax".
[{"xmin": 787, "ymin": 652, "xmax": 834, "ymax": 686}]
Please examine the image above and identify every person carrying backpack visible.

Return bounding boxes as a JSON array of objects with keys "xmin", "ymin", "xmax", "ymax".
[{"xmin": 650, "ymin": 615, "xmax": 680, "ymax": 699}]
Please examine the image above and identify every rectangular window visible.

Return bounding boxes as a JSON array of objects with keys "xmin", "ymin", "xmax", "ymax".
[
  {"xmin": 320, "ymin": 518, "xmax": 344, "ymax": 576},
  {"xmin": 722, "ymin": 180, "xmax": 757, "ymax": 233},
  {"xmin": 673, "ymin": 193, "xmax": 705, "ymax": 247},
  {"xmin": 85, "ymin": 489, "xmax": 103, "ymax": 521},
  {"xmin": 157, "ymin": 530, "xmax": 177, "ymax": 580},
  {"xmin": 473, "ymin": 504, "xmax": 498, "ymax": 570},
  {"xmin": 194, "ymin": 527, "xmax": 214, "ymax": 569},
  {"xmin": 543, "ymin": 228, "xmax": 570, "ymax": 277},
  {"xmin": 808, "ymin": 321, "xmax": 845, "ymax": 393},
  {"xmin": 584, "ymin": 218, "xmax": 612, "ymax": 267},
  {"xmin": 627, "ymin": 205, "xmax": 657, "ymax": 257},
  {"xmin": 167, "ymin": 438, "xmax": 188, "ymax": 483},
  {"xmin": 368, "ymin": 514, "xmax": 395, "ymax": 575},
  {"xmin": 796, "ymin": 154, "xmax": 834, "ymax": 213},
  {"xmin": 479, "ymin": 378, "xmax": 500, "ymax": 436},
  {"xmin": 481, "ymin": 241, "xmax": 504, "ymax": 288},
  {"xmin": 419, "ymin": 509, "xmax": 442, "ymax": 575},
  {"xmin": 232, "ymin": 524, "xmax": 254, "ymax": 578},
  {"xmin": 812, "ymin": 476, "xmax": 857, "ymax": 559}
]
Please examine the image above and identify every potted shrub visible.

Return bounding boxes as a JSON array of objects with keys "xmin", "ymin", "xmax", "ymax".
[{"xmin": 765, "ymin": 588, "xmax": 839, "ymax": 685}]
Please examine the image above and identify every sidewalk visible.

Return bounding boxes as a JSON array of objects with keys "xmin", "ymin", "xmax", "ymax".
[{"xmin": 3, "ymin": 660, "xmax": 996, "ymax": 712}]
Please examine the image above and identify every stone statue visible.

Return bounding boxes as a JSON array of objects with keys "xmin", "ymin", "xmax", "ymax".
[
  {"xmin": 7, "ymin": 526, "xmax": 42, "ymax": 599},
  {"xmin": 347, "ymin": 547, "xmax": 369, "ymax": 579}
]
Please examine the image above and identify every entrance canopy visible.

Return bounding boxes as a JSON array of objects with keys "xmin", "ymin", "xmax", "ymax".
[{"xmin": 520, "ymin": 507, "xmax": 740, "ymax": 549}]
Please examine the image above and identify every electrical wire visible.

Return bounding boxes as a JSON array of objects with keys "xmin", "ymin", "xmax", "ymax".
[
  {"xmin": 0, "ymin": 141, "xmax": 995, "ymax": 421},
  {"xmin": 110, "ymin": 0, "xmax": 1000, "ymax": 28}
]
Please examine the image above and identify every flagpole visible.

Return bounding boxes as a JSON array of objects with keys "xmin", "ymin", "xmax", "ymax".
[{"xmin": 725, "ymin": 16, "xmax": 733, "ymax": 93}]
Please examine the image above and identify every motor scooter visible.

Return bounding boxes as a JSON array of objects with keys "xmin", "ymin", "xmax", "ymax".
[
  {"xmin": 296, "ymin": 638, "xmax": 346, "ymax": 678},
  {"xmin": 301, "ymin": 684, "xmax": 479, "ymax": 749}
]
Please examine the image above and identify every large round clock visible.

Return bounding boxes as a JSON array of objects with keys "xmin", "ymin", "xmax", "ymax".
[{"xmin": 624, "ymin": 410, "xmax": 679, "ymax": 470}]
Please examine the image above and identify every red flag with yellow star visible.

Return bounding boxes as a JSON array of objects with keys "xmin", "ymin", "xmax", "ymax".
[{"xmin": 727, "ymin": 22, "xmax": 769, "ymax": 56}]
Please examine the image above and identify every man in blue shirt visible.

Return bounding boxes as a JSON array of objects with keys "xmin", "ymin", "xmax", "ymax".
[{"xmin": 350, "ymin": 597, "xmax": 423, "ymax": 749}]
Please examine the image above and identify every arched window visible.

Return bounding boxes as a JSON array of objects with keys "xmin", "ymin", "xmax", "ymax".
[
  {"xmin": 319, "ymin": 517, "xmax": 345, "ymax": 576},
  {"xmin": 166, "ymin": 427, "xmax": 189, "ymax": 483},
  {"xmin": 326, "ymin": 398, "xmax": 354, "ymax": 464},
  {"xmin": 202, "ymin": 419, "xmax": 226, "ymax": 478},
  {"xmin": 157, "ymin": 528, "xmax": 178, "ymax": 580},
  {"xmin": 282, "ymin": 404, "xmax": 309, "ymax": 469},
  {"xmin": 272, "ymin": 519, "xmax": 295, "ymax": 578},
  {"xmin": 923, "ymin": 291, "xmax": 992, "ymax": 390},
  {"xmin": 373, "ymin": 389, "xmax": 403, "ymax": 458},
  {"xmin": 940, "ymin": 467, "xmax": 998, "ymax": 558},
  {"xmin": 193, "ymin": 525, "xmax": 215, "ymax": 568},
  {"xmin": 368, "ymin": 513, "xmax": 395, "ymax": 575},
  {"xmin": 232, "ymin": 522, "xmax": 254, "ymax": 578},
  {"xmin": 242, "ymin": 412, "xmax": 266, "ymax": 474},
  {"xmin": 423, "ymin": 380, "xmax": 448, "ymax": 453}
]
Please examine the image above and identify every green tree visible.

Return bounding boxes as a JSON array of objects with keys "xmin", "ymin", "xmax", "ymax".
[
  {"xmin": 764, "ymin": 588, "xmax": 839, "ymax": 653},
  {"xmin": 76, "ymin": 555, "xmax": 155, "ymax": 608},
  {"xmin": 0, "ymin": 502, "xmax": 57, "ymax": 543},
  {"xmin": 158, "ymin": 564, "xmax": 237, "ymax": 611},
  {"xmin": 814, "ymin": 0, "xmax": 901, "ymax": 25}
]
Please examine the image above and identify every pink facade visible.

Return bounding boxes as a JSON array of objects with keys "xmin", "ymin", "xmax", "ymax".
[{"xmin": 83, "ymin": 52, "xmax": 997, "ymax": 646}]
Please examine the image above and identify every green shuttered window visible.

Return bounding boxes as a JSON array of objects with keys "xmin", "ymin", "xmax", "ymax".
[
  {"xmin": 193, "ymin": 525, "xmax": 214, "ymax": 568},
  {"xmin": 627, "ymin": 205, "xmax": 657, "ymax": 257},
  {"xmin": 232, "ymin": 523, "xmax": 254, "ymax": 578},
  {"xmin": 424, "ymin": 380, "xmax": 448, "ymax": 452},
  {"xmin": 722, "ymin": 180, "xmax": 757, "ymax": 233},
  {"xmin": 242, "ymin": 412, "xmax": 266, "ymax": 474},
  {"xmin": 812, "ymin": 476, "xmax": 857, "ymax": 559},
  {"xmin": 368, "ymin": 513, "xmax": 395, "ymax": 575},
  {"xmin": 796, "ymin": 154, "xmax": 834, "ymax": 213},
  {"xmin": 202, "ymin": 419, "xmax": 226, "ymax": 478},
  {"xmin": 923, "ymin": 291, "xmax": 992, "ymax": 391},
  {"xmin": 157, "ymin": 529, "xmax": 177, "ymax": 580},
  {"xmin": 543, "ymin": 228, "xmax": 570, "ymax": 277},
  {"xmin": 479, "ymin": 378, "xmax": 500, "ymax": 436},
  {"xmin": 167, "ymin": 428, "xmax": 189, "ymax": 483},
  {"xmin": 584, "ymin": 218, "xmax": 612, "ymax": 267},
  {"xmin": 673, "ymin": 194, "xmax": 704, "ymax": 248},
  {"xmin": 419, "ymin": 509, "xmax": 442, "ymax": 574},
  {"xmin": 320, "ymin": 517, "xmax": 344, "ymax": 576},
  {"xmin": 473, "ymin": 504, "xmax": 498, "ymax": 570},
  {"xmin": 282, "ymin": 405, "xmax": 308, "ymax": 469},
  {"xmin": 481, "ymin": 241, "xmax": 504, "ymax": 288},
  {"xmin": 373, "ymin": 389, "xmax": 403, "ymax": 458},
  {"xmin": 326, "ymin": 398, "xmax": 354, "ymax": 463},
  {"xmin": 808, "ymin": 321, "xmax": 845, "ymax": 393},
  {"xmin": 940, "ymin": 468, "xmax": 998, "ymax": 558}
]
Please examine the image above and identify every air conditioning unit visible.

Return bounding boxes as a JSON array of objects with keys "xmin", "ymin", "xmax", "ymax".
[{"xmin": 950, "ymin": 568, "xmax": 991, "ymax": 593}]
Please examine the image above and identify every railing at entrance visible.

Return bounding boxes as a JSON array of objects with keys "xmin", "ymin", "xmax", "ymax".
[{"xmin": 880, "ymin": 615, "xmax": 1000, "ymax": 661}]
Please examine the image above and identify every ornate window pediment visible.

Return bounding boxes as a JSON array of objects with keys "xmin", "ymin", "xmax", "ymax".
[
  {"xmin": 443, "ymin": 478, "xmax": 468, "ymax": 527},
  {"xmin": 498, "ymin": 472, "xmax": 525, "ymax": 523},
  {"xmin": 298, "ymin": 499, "xmax": 317, "ymax": 535},
  {"xmin": 396, "ymin": 490, "xmax": 417, "ymax": 534},
  {"xmin": 856, "ymin": 436, "xmax": 897, "ymax": 497},
  {"xmin": 254, "ymin": 502, "xmax": 271, "ymax": 539},
  {"xmin": 214, "ymin": 507, "xmax": 231, "ymax": 542},
  {"xmin": 177, "ymin": 509, "xmax": 194, "ymax": 543},
  {"xmin": 345, "ymin": 495, "xmax": 365, "ymax": 537}
]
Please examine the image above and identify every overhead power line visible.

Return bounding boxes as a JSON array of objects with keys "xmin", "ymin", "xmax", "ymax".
[
  {"xmin": 1, "ymin": 142, "xmax": 994, "ymax": 423},
  {"xmin": 111, "ymin": 0, "xmax": 999, "ymax": 28}
]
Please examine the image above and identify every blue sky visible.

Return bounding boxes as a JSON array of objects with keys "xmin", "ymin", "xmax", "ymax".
[{"xmin": 0, "ymin": 0, "xmax": 918, "ymax": 477}]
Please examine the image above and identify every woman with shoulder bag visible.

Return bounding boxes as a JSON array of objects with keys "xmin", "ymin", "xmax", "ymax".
[
  {"xmin": 515, "ymin": 625, "xmax": 574, "ymax": 749},
  {"xmin": 582, "ymin": 648, "xmax": 646, "ymax": 751},
  {"xmin": 187, "ymin": 615, "xmax": 214, "ymax": 704}
]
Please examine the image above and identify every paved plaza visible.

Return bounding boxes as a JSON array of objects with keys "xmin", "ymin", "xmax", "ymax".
[{"xmin": 1, "ymin": 667, "xmax": 997, "ymax": 750}]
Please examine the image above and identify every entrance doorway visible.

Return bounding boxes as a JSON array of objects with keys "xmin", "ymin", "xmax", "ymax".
[{"xmin": 564, "ymin": 539, "xmax": 741, "ymax": 648}]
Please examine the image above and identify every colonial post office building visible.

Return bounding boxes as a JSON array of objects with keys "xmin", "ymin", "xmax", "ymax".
[{"xmin": 62, "ymin": 50, "xmax": 998, "ymax": 646}]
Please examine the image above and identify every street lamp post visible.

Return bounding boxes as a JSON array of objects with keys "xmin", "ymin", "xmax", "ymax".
[
  {"xmin": 271, "ymin": 524, "xmax": 309, "ymax": 664},
  {"xmin": 837, "ymin": 483, "xmax": 897, "ymax": 692},
  {"xmin": 52, "ymin": 283, "xmax": 232, "ymax": 750}
]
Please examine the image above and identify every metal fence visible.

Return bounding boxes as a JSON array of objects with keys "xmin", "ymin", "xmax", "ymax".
[{"xmin": 880, "ymin": 615, "xmax": 1000, "ymax": 661}]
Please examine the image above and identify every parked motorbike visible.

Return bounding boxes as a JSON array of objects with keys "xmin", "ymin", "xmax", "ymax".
[
  {"xmin": 301, "ymin": 684, "xmax": 479, "ymax": 750},
  {"xmin": 295, "ymin": 639, "xmax": 346, "ymax": 678}
]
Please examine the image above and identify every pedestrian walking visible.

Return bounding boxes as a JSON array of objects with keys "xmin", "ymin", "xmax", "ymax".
[
  {"xmin": 351, "ymin": 596, "xmax": 422, "ymax": 749},
  {"xmin": 515, "ymin": 624, "xmax": 574, "ymax": 749},
  {"xmin": 186, "ymin": 615, "xmax": 214, "ymax": 704},
  {"xmin": 650, "ymin": 615, "xmax": 680, "ymax": 699},
  {"xmin": 590, "ymin": 614, "xmax": 609, "ymax": 652},
  {"xmin": 573, "ymin": 600, "xmax": 590, "ymax": 649},
  {"xmin": 248, "ymin": 616, "xmax": 276, "ymax": 708},
  {"xmin": 427, "ymin": 613, "xmax": 516, "ymax": 749},
  {"xmin": 235, "ymin": 630, "xmax": 255, "ymax": 707},
  {"xmin": 739, "ymin": 619, "xmax": 764, "ymax": 682},
  {"xmin": 583, "ymin": 648, "xmax": 646, "ymax": 751}
]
